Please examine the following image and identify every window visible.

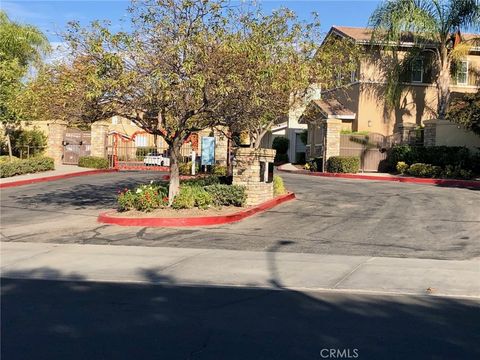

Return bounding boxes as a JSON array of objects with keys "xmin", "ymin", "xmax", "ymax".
[
  {"xmin": 135, "ymin": 135, "xmax": 147, "ymax": 147},
  {"xmin": 457, "ymin": 61, "xmax": 469, "ymax": 85},
  {"xmin": 111, "ymin": 116, "xmax": 119, "ymax": 125},
  {"xmin": 411, "ymin": 58, "xmax": 423, "ymax": 83},
  {"xmin": 350, "ymin": 70, "xmax": 357, "ymax": 83}
]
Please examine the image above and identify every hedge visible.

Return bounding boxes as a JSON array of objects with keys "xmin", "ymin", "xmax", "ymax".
[
  {"xmin": 0, "ymin": 156, "xmax": 54, "ymax": 178},
  {"xmin": 273, "ymin": 137, "xmax": 289, "ymax": 164},
  {"xmin": 204, "ymin": 184, "xmax": 247, "ymax": 207},
  {"xmin": 78, "ymin": 156, "xmax": 109, "ymax": 169},
  {"xmin": 326, "ymin": 156, "xmax": 360, "ymax": 173},
  {"xmin": 396, "ymin": 161, "xmax": 474, "ymax": 179},
  {"xmin": 387, "ymin": 145, "xmax": 478, "ymax": 172}
]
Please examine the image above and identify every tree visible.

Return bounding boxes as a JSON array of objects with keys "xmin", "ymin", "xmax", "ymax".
[
  {"xmin": 32, "ymin": 0, "xmax": 238, "ymax": 202},
  {"xmin": 447, "ymin": 90, "xmax": 480, "ymax": 135},
  {"xmin": 0, "ymin": 11, "xmax": 50, "ymax": 157},
  {"xmin": 369, "ymin": 0, "xmax": 480, "ymax": 119},
  {"xmin": 219, "ymin": 9, "xmax": 360, "ymax": 148},
  {"xmin": 23, "ymin": 0, "xmax": 359, "ymax": 202}
]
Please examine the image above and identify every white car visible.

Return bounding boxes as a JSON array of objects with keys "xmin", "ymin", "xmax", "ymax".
[{"xmin": 143, "ymin": 153, "xmax": 170, "ymax": 167}]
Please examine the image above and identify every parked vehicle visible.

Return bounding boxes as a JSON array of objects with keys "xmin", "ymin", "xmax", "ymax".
[{"xmin": 143, "ymin": 152, "xmax": 170, "ymax": 166}]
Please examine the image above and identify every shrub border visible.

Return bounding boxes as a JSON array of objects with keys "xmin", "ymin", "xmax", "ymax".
[
  {"xmin": 277, "ymin": 167, "xmax": 480, "ymax": 189},
  {"xmin": 97, "ymin": 192, "xmax": 295, "ymax": 227},
  {"xmin": 0, "ymin": 169, "xmax": 118, "ymax": 189}
]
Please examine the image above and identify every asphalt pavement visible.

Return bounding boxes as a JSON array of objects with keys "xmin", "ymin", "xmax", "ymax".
[{"xmin": 1, "ymin": 171, "xmax": 479, "ymax": 260}]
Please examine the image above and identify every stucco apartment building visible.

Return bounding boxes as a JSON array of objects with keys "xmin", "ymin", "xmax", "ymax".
[{"xmin": 283, "ymin": 26, "xmax": 480, "ymax": 162}]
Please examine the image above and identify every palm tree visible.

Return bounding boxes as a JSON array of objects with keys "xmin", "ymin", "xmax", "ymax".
[{"xmin": 369, "ymin": 0, "xmax": 480, "ymax": 120}]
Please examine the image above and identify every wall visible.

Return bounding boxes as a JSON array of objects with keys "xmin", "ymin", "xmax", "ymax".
[
  {"xmin": 434, "ymin": 120, "xmax": 480, "ymax": 151},
  {"xmin": 355, "ymin": 47, "xmax": 480, "ymax": 136}
]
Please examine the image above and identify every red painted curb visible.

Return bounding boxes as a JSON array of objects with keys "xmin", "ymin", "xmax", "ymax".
[
  {"xmin": 0, "ymin": 169, "xmax": 118, "ymax": 189},
  {"xmin": 98, "ymin": 192, "xmax": 296, "ymax": 227},
  {"xmin": 277, "ymin": 167, "xmax": 480, "ymax": 189}
]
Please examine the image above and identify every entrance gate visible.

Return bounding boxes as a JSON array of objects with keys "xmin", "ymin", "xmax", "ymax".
[
  {"xmin": 339, "ymin": 133, "xmax": 390, "ymax": 172},
  {"xmin": 62, "ymin": 128, "xmax": 91, "ymax": 165},
  {"xmin": 107, "ymin": 131, "xmax": 198, "ymax": 171}
]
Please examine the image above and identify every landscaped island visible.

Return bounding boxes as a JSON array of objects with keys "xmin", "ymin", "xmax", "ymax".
[{"xmin": 115, "ymin": 174, "xmax": 287, "ymax": 218}]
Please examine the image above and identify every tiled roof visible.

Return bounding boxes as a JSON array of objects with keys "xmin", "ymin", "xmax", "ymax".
[
  {"xmin": 331, "ymin": 26, "xmax": 479, "ymax": 44},
  {"xmin": 312, "ymin": 99, "xmax": 355, "ymax": 117}
]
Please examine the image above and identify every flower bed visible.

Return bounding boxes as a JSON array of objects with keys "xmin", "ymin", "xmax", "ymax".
[
  {"xmin": 113, "ymin": 174, "xmax": 291, "ymax": 225},
  {"xmin": 117, "ymin": 175, "xmax": 247, "ymax": 213}
]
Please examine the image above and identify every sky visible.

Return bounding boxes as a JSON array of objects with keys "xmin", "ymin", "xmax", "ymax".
[{"xmin": 2, "ymin": 0, "xmax": 382, "ymax": 44}]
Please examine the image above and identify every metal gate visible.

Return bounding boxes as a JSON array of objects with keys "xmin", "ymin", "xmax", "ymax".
[
  {"xmin": 63, "ymin": 128, "xmax": 91, "ymax": 165},
  {"xmin": 107, "ymin": 131, "xmax": 197, "ymax": 170},
  {"xmin": 339, "ymin": 133, "xmax": 389, "ymax": 172}
]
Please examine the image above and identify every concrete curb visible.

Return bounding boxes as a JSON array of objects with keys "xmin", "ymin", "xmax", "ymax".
[
  {"xmin": 277, "ymin": 167, "xmax": 480, "ymax": 189},
  {"xmin": 97, "ymin": 192, "xmax": 296, "ymax": 227},
  {"xmin": 0, "ymin": 169, "xmax": 118, "ymax": 189}
]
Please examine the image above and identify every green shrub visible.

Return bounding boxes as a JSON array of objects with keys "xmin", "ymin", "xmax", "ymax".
[
  {"xmin": 117, "ymin": 182, "xmax": 168, "ymax": 212},
  {"xmin": 272, "ymin": 137, "xmax": 289, "ymax": 154},
  {"xmin": 172, "ymin": 185, "xmax": 213, "ymax": 209},
  {"xmin": 407, "ymin": 163, "xmax": 442, "ymax": 178},
  {"xmin": 0, "ymin": 156, "xmax": 54, "ymax": 178},
  {"xmin": 387, "ymin": 145, "xmax": 476, "ymax": 172},
  {"xmin": 211, "ymin": 165, "xmax": 228, "ymax": 176},
  {"xmin": 274, "ymin": 153, "xmax": 289, "ymax": 164},
  {"xmin": 273, "ymin": 175, "xmax": 286, "ymax": 196},
  {"xmin": 273, "ymin": 137, "xmax": 289, "ymax": 163},
  {"xmin": 396, "ymin": 161, "xmax": 409, "ymax": 174},
  {"xmin": 0, "ymin": 155, "xmax": 19, "ymax": 164},
  {"xmin": 179, "ymin": 161, "xmax": 200, "ymax": 175},
  {"xmin": 204, "ymin": 184, "xmax": 247, "ymax": 207},
  {"xmin": 441, "ymin": 165, "xmax": 473, "ymax": 179},
  {"xmin": 78, "ymin": 156, "xmax": 109, "ymax": 169},
  {"xmin": 326, "ymin": 156, "xmax": 360, "ymax": 173},
  {"xmin": 182, "ymin": 175, "xmax": 222, "ymax": 187}
]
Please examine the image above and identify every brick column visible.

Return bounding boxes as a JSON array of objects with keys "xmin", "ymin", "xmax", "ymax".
[
  {"xmin": 233, "ymin": 148, "xmax": 276, "ymax": 206},
  {"xmin": 46, "ymin": 121, "xmax": 67, "ymax": 165},
  {"xmin": 91, "ymin": 121, "xmax": 109, "ymax": 158},
  {"xmin": 323, "ymin": 118, "xmax": 342, "ymax": 161},
  {"xmin": 394, "ymin": 122, "xmax": 417, "ymax": 144},
  {"xmin": 214, "ymin": 127, "xmax": 228, "ymax": 165},
  {"xmin": 423, "ymin": 120, "xmax": 437, "ymax": 147}
]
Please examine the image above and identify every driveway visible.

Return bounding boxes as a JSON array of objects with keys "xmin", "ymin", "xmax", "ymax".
[{"xmin": 1, "ymin": 171, "xmax": 479, "ymax": 260}]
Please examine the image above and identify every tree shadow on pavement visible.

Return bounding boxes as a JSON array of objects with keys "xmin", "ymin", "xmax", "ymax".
[
  {"xmin": 6, "ymin": 175, "xmax": 164, "ymax": 210},
  {"xmin": 2, "ymin": 257, "xmax": 479, "ymax": 360}
]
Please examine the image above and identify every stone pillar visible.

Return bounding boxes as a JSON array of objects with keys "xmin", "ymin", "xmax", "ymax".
[
  {"xmin": 233, "ymin": 148, "xmax": 276, "ymax": 206},
  {"xmin": 423, "ymin": 120, "xmax": 437, "ymax": 147},
  {"xmin": 394, "ymin": 122, "xmax": 417, "ymax": 144},
  {"xmin": 214, "ymin": 127, "xmax": 228, "ymax": 165},
  {"xmin": 46, "ymin": 121, "xmax": 67, "ymax": 165},
  {"xmin": 323, "ymin": 118, "xmax": 342, "ymax": 161},
  {"xmin": 91, "ymin": 121, "xmax": 109, "ymax": 158}
]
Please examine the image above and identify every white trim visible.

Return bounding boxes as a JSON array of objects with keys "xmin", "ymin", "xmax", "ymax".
[
  {"xmin": 271, "ymin": 121, "xmax": 288, "ymax": 132},
  {"xmin": 327, "ymin": 114, "xmax": 356, "ymax": 120}
]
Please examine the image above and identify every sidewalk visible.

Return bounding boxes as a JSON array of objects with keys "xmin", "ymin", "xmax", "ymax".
[
  {"xmin": 0, "ymin": 164, "xmax": 96, "ymax": 185},
  {"xmin": 1, "ymin": 242, "xmax": 479, "ymax": 298}
]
